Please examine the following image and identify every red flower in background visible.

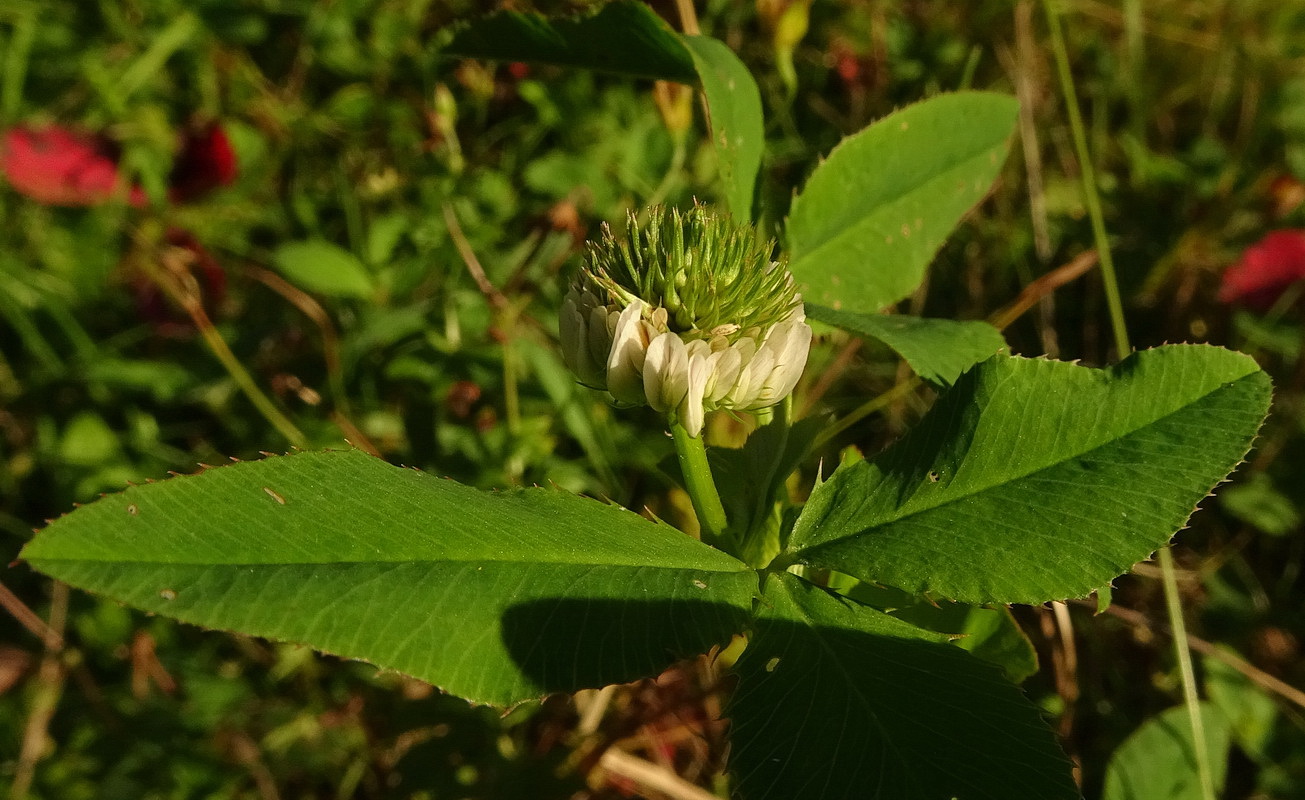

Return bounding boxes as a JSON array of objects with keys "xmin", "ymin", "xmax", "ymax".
[
  {"xmin": 1220, "ymin": 230, "xmax": 1305, "ymax": 310},
  {"xmin": 0, "ymin": 126, "xmax": 145, "ymax": 206},
  {"xmin": 1, "ymin": 122, "xmax": 236, "ymax": 207},
  {"xmin": 169, "ymin": 124, "xmax": 237, "ymax": 202}
]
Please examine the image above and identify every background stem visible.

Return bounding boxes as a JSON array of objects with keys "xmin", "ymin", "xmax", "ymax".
[{"xmin": 1043, "ymin": 3, "xmax": 1216, "ymax": 798}]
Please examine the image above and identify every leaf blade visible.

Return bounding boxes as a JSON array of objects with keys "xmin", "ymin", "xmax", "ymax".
[
  {"xmin": 806, "ymin": 303, "xmax": 1007, "ymax": 387},
  {"xmin": 271, "ymin": 239, "xmax": 374, "ymax": 299},
  {"xmin": 22, "ymin": 450, "xmax": 755, "ymax": 706},
  {"xmin": 787, "ymin": 92, "xmax": 1019, "ymax": 311},
  {"xmin": 682, "ymin": 36, "xmax": 764, "ymax": 219},
  {"xmin": 729, "ymin": 573, "xmax": 1077, "ymax": 800},
  {"xmin": 1102, "ymin": 704, "xmax": 1231, "ymax": 800},
  {"xmin": 444, "ymin": 1, "xmax": 697, "ymax": 83},
  {"xmin": 787, "ymin": 346, "xmax": 1272, "ymax": 604}
]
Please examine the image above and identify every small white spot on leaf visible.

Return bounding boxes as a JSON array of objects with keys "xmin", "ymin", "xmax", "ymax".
[
  {"xmin": 693, "ymin": 579, "xmax": 708, "ymax": 590},
  {"xmin": 264, "ymin": 487, "xmax": 287, "ymax": 505},
  {"xmin": 159, "ymin": 589, "xmax": 177, "ymax": 601},
  {"xmin": 127, "ymin": 504, "xmax": 139, "ymax": 516}
]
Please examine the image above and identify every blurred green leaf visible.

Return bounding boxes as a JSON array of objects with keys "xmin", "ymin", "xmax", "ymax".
[
  {"xmin": 271, "ymin": 240, "xmax": 374, "ymax": 299},
  {"xmin": 365, "ymin": 212, "xmax": 409, "ymax": 267},
  {"xmin": 1220, "ymin": 472, "xmax": 1300, "ymax": 537},
  {"xmin": 58, "ymin": 411, "xmax": 121, "ymax": 466},
  {"xmin": 84, "ymin": 358, "xmax": 194, "ymax": 403},
  {"xmin": 1102, "ymin": 704, "xmax": 1230, "ymax": 800},
  {"xmin": 786, "ymin": 92, "xmax": 1019, "ymax": 311},
  {"xmin": 1204, "ymin": 655, "xmax": 1278, "ymax": 761}
]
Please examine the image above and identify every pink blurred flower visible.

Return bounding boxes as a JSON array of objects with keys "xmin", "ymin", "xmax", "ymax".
[
  {"xmin": 1, "ymin": 122, "xmax": 238, "ymax": 207},
  {"xmin": 1220, "ymin": 230, "xmax": 1305, "ymax": 310},
  {"xmin": 0, "ymin": 126, "xmax": 144, "ymax": 206}
]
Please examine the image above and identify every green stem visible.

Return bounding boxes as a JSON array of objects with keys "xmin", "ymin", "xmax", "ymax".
[
  {"xmin": 670, "ymin": 422, "xmax": 729, "ymax": 549},
  {"xmin": 195, "ymin": 322, "xmax": 308, "ymax": 449},
  {"xmin": 1157, "ymin": 546, "xmax": 1218, "ymax": 800},
  {"xmin": 1043, "ymin": 0, "xmax": 1131, "ymax": 359},
  {"xmin": 144, "ymin": 253, "xmax": 307, "ymax": 449},
  {"xmin": 1043, "ymin": 4, "xmax": 1213, "ymax": 798},
  {"xmin": 814, "ymin": 378, "xmax": 920, "ymax": 449}
]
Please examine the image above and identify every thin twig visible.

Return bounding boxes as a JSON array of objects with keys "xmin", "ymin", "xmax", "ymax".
[
  {"xmin": 673, "ymin": 0, "xmax": 701, "ymax": 36},
  {"xmin": 600, "ymin": 748, "xmax": 721, "ymax": 800},
  {"xmin": 243, "ymin": 266, "xmax": 343, "ymax": 377},
  {"xmin": 242, "ymin": 265, "xmax": 380, "ymax": 456},
  {"xmin": 145, "ymin": 239, "xmax": 307, "ymax": 448},
  {"xmin": 11, "ymin": 582, "xmax": 68, "ymax": 800},
  {"xmin": 798, "ymin": 338, "xmax": 861, "ymax": 419},
  {"xmin": 577, "ymin": 684, "xmax": 618, "ymax": 737},
  {"xmin": 442, "ymin": 203, "xmax": 507, "ymax": 309},
  {"xmin": 1051, "ymin": 601, "xmax": 1080, "ymax": 738},
  {"xmin": 1080, "ymin": 601, "xmax": 1305, "ymax": 711},
  {"xmin": 0, "ymin": 580, "xmax": 62, "ymax": 650},
  {"xmin": 987, "ymin": 249, "xmax": 1099, "ymax": 331}
]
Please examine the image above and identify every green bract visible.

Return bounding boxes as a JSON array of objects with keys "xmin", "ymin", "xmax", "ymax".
[{"xmin": 585, "ymin": 206, "xmax": 799, "ymax": 339}]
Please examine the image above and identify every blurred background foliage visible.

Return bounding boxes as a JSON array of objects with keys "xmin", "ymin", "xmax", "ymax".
[{"xmin": 1, "ymin": 0, "xmax": 1304, "ymax": 798}]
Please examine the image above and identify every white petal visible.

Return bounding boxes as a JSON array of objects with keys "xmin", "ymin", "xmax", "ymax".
[
  {"xmin": 644, "ymin": 332, "xmax": 688, "ymax": 412},
  {"xmin": 680, "ymin": 345, "xmax": 712, "ymax": 436},
  {"xmin": 734, "ymin": 344, "xmax": 776, "ymax": 408},
  {"xmin": 704, "ymin": 345, "xmax": 743, "ymax": 406},
  {"xmin": 607, "ymin": 300, "xmax": 650, "ymax": 404},
  {"xmin": 749, "ymin": 321, "xmax": 811, "ymax": 407}
]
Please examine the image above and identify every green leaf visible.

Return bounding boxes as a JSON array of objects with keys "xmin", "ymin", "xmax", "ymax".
[
  {"xmin": 787, "ymin": 92, "xmax": 1019, "ymax": 312},
  {"xmin": 806, "ymin": 303, "xmax": 1007, "ymax": 387},
  {"xmin": 682, "ymin": 36, "xmax": 764, "ymax": 219},
  {"xmin": 444, "ymin": 4, "xmax": 762, "ymax": 218},
  {"xmin": 444, "ymin": 1, "xmax": 697, "ymax": 83},
  {"xmin": 366, "ymin": 211, "xmax": 409, "ymax": 267},
  {"xmin": 1203, "ymin": 655, "xmax": 1277, "ymax": 761},
  {"xmin": 271, "ymin": 240, "xmax": 374, "ymax": 299},
  {"xmin": 786, "ymin": 345, "xmax": 1272, "ymax": 604},
  {"xmin": 709, "ymin": 416, "xmax": 825, "ymax": 564},
  {"xmin": 729, "ymin": 572, "xmax": 1077, "ymax": 800},
  {"xmin": 1218, "ymin": 472, "xmax": 1300, "ymax": 537},
  {"xmin": 1102, "ymin": 704, "xmax": 1230, "ymax": 800},
  {"xmin": 21, "ymin": 450, "xmax": 755, "ymax": 706}
]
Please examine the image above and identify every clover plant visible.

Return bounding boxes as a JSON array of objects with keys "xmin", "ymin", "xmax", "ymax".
[{"xmin": 20, "ymin": 4, "xmax": 1273, "ymax": 798}]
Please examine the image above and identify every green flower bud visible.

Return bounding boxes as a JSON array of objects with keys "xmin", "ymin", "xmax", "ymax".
[{"xmin": 560, "ymin": 205, "xmax": 811, "ymax": 436}]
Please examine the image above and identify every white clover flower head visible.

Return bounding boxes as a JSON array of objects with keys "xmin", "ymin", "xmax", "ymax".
[{"xmin": 560, "ymin": 205, "xmax": 811, "ymax": 437}]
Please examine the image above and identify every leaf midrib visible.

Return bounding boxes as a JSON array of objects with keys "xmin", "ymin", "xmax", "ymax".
[{"xmin": 27, "ymin": 555, "xmax": 754, "ymax": 573}]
